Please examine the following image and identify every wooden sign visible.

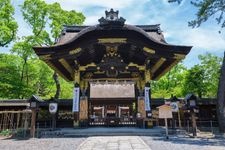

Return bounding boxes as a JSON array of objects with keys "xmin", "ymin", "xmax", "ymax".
[{"xmin": 158, "ymin": 105, "xmax": 173, "ymax": 119}]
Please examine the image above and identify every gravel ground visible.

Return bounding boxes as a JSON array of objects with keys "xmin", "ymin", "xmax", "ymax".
[
  {"xmin": 0, "ymin": 137, "xmax": 85, "ymax": 150},
  {"xmin": 0, "ymin": 136, "xmax": 225, "ymax": 150},
  {"xmin": 141, "ymin": 136, "xmax": 225, "ymax": 150}
]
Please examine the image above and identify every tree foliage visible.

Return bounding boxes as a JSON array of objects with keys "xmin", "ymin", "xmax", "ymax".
[
  {"xmin": 189, "ymin": 0, "xmax": 225, "ymax": 31},
  {"xmin": 48, "ymin": 2, "xmax": 85, "ymax": 40},
  {"xmin": 0, "ymin": 0, "xmax": 18, "ymax": 47},
  {"xmin": 169, "ymin": 0, "xmax": 225, "ymax": 31},
  {"xmin": 7, "ymin": 0, "xmax": 85, "ymax": 99},
  {"xmin": 182, "ymin": 64, "xmax": 206, "ymax": 98},
  {"xmin": 152, "ymin": 63, "xmax": 187, "ymax": 98},
  {"xmin": 152, "ymin": 53, "xmax": 222, "ymax": 98},
  {"xmin": 182, "ymin": 54, "xmax": 222, "ymax": 98},
  {"xmin": 198, "ymin": 53, "xmax": 222, "ymax": 96},
  {"xmin": 0, "ymin": 53, "xmax": 72, "ymax": 99},
  {"xmin": 0, "ymin": 54, "xmax": 23, "ymax": 98}
]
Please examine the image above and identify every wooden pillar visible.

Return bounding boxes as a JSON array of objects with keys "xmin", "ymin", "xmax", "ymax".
[
  {"xmin": 79, "ymin": 96, "xmax": 88, "ymax": 127},
  {"xmin": 137, "ymin": 97, "xmax": 146, "ymax": 118},
  {"xmin": 145, "ymin": 69, "xmax": 152, "ymax": 118},
  {"xmin": 3, "ymin": 113, "xmax": 7, "ymax": 130},
  {"xmin": 137, "ymin": 78, "xmax": 146, "ymax": 118},
  {"xmin": 30, "ymin": 109, "xmax": 36, "ymax": 137},
  {"xmin": 16, "ymin": 113, "xmax": 20, "ymax": 130},
  {"xmin": 73, "ymin": 70, "xmax": 80, "ymax": 127},
  {"xmin": 191, "ymin": 109, "xmax": 197, "ymax": 137}
]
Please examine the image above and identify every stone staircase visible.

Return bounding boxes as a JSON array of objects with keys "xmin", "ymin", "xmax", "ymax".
[{"xmin": 38, "ymin": 127, "xmax": 185, "ymax": 138}]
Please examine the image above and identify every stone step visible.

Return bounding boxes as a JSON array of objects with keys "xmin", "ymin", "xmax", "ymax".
[{"xmin": 38, "ymin": 127, "xmax": 181, "ymax": 138}]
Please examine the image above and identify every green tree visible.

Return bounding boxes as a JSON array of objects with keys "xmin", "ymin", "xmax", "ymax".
[
  {"xmin": 152, "ymin": 63, "xmax": 187, "ymax": 98},
  {"xmin": 182, "ymin": 65, "xmax": 206, "ymax": 98},
  {"xmin": 46, "ymin": 2, "xmax": 85, "ymax": 99},
  {"xmin": 35, "ymin": 61, "xmax": 56, "ymax": 98},
  {"xmin": 182, "ymin": 54, "xmax": 222, "ymax": 98},
  {"xmin": 0, "ymin": 53, "xmax": 60, "ymax": 99},
  {"xmin": 152, "ymin": 54, "xmax": 222, "ymax": 99},
  {"xmin": 0, "ymin": 0, "xmax": 18, "ymax": 47},
  {"xmin": 0, "ymin": 54, "xmax": 28, "ymax": 99},
  {"xmin": 198, "ymin": 53, "xmax": 222, "ymax": 97},
  {"xmin": 10, "ymin": 0, "xmax": 85, "ymax": 99}
]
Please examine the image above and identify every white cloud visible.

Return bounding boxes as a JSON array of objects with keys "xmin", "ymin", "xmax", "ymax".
[
  {"xmin": 183, "ymin": 29, "xmax": 225, "ymax": 51},
  {"xmin": 46, "ymin": 0, "xmax": 139, "ymax": 11},
  {"xmin": 84, "ymin": 15, "xmax": 100, "ymax": 25},
  {"xmin": 45, "ymin": 0, "xmax": 149, "ymax": 25},
  {"xmin": 164, "ymin": 25, "xmax": 225, "ymax": 52}
]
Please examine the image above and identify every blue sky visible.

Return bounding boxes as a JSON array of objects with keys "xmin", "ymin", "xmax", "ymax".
[{"xmin": 2, "ymin": 0, "xmax": 225, "ymax": 67}]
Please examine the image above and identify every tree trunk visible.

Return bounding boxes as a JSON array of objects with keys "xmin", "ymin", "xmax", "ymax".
[
  {"xmin": 19, "ymin": 58, "xmax": 27, "ymax": 99},
  {"xmin": 217, "ymin": 52, "xmax": 225, "ymax": 133},
  {"xmin": 25, "ymin": 60, "xmax": 29, "ymax": 86},
  {"xmin": 20, "ymin": 58, "xmax": 27, "ymax": 82},
  {"xmin": 53, "ymin": 71, "xmax": 60, "ymax": 99}
]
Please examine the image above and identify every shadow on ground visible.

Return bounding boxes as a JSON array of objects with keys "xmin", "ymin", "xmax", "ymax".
[{"xmin": 142, "ymin": 135, "xmax": 225, "ymax": 147}]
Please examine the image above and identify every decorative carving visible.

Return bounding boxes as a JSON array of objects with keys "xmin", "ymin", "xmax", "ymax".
[
  {"xmin": 145, "ymin": 69, "xmax": 151, "ymax": 82},
  {"xmin": 69, "ymin": 48, "xmax": 81, "ymax": 55},
  {"xmin": 131, "ymin": 72, "xmax": 140, "ymax": 78},
  {"xmin": 97, "ymin": 49, "xmax": 127, "ymax": 71},
  {"xmin": 143, "ymin": 47, "xmax": 155, "ymax": 54},
  {"xmin": 174, "ymin": 53, "xmax": 186, "ymax": 59},
  {"xmin": 98, "ymin": 8, "xmax": 126, "ymax": 28},
  {"xmin": 106, "ymin": 70, "xmax": 118, "ymax": 77},
  {"xmin": 106, "ymin": 45, "xmax": 118, "ymax": 57},
  {"xmin": 79, "ymin": 63, "xmax": 96, "ymax": 71},
  {"xmin": 74, "ymin": 70, "xmax": 80, "ymax": 83},
  {"xmin": 128, "ymin": 63, "xmax": 145, "ymax": 71},
  {"xmin": 98, "ymin": 38, "xmax": 127, "ymax": 44},
  {"xmin": 84, "ymin": 72, "xmax": 93, "ymax": 79},
  {"xmin": 39, "ymin": 54, "xmax": 51, "ymax": 60},
  {"xmin": 106, "ymin": 9, "xmax": 119, "ymax": 20}
]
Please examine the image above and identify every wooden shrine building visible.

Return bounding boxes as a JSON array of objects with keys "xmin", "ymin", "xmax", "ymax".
[{"xmin": 33, "ymin": 9, "xmax": 192, "ymax": 127}]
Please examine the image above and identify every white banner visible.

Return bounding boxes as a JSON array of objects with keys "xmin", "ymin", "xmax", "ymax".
[
  {"xmin": 72, "ymin": 87, "xmax": 80, "ymax": 112},
  {"xmin": 144, "ymin": 87, "xmax": 151, "ymax": 111}
]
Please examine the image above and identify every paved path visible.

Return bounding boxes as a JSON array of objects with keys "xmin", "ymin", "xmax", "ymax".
[{"xmin": 77, "ymin": 136, "xmax": 151, "ymax": 150}]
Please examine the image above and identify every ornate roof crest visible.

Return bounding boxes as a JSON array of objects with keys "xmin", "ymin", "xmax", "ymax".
[{"xmin": 98, "ymin": 8, "xmax": 126, "ymax": 28}]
